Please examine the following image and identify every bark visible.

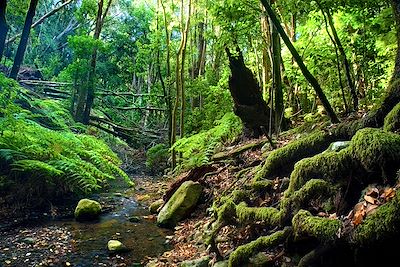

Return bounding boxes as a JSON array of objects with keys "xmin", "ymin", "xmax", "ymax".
[
  {"xmin": 260, "ymin": 0, "xmax": 339, "ymax": 123},
  {"xmin": 226, "ymin": 47, "xmax": 273, "ymax": 137},
  {"xmin": 9, "ymin": 0, "xmax": 39, "ymax": 80},
  {"xmin": 82, "ymin": 0, "xmax": 112, "ymax": 123},
  {"xmin": 270, "ymin": 2, "xmax": 284, "ymax": 134},
  {"xmin": 0, "ymin": 0, "xmax": 8, "ymax": 61}
]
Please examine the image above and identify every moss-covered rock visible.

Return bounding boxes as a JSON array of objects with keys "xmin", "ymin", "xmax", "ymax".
[
  {"xmin": 74, "ymin": 199, "xmax": 102, "ymax": 221},
  {"xmin": 107, "ymin": 240, "xmax": 128, "ymax": 253},
  {"xmin": 149, "ymin": 199, "xmax": 164, "ymax": 214},
  {"xmin": 157, "ymin": 181, "xmax": 203, "ymax": 228}
]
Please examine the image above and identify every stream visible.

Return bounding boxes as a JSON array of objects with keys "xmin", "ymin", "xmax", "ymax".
[{"xmin": 0, "ymin": 182, "xmax": 171, "ymax": 267}]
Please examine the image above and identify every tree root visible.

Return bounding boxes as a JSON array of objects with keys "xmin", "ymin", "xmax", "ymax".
[
  {"xmin": 228, "ymin": 227, "xmax": 292, "ymax": 267},
  {"xmin": 292, "ymin": 210, "xmax": 341, "ymax": 242}
]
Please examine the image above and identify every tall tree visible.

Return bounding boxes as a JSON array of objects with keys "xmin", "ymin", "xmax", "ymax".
[
  {"xmin": 260, "ymin": 0, "xmax": 339, "ymax": 123},
  {"xmin": 171, "ymin": 0, "xmax": 192, "ymax": 169},
  {"xmin": 0, "ymin": 0, "xmax": 8, "ymax": 61},
  {"xmin": 74, "ymin": 0, "xmax": 112, "ymax": 123},
  {"xmin": 9, "ymin": 0, "xmax": 39, "ymax": 80}
]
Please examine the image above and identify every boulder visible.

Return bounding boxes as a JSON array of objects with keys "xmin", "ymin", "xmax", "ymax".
[
  {"xmin": 157, "ymin": 181, "xmax": 202, "ymax": 228},
  {"xmin": 74, "ymin": 199, "xmax": 102, "ymax": 221},
  {"xmin": 327, "ymin": 141, "xmax": 351, "ymax": 152},
  {"xmin": 149, "ymin": 199, "xmax": 164, "ymax": 214},
  {"xmin": 107, "ymin": 240, "xmax": 128, "ymax": 253}
]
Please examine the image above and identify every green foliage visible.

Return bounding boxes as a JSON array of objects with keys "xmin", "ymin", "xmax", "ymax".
[
  {"xmin": 146, "ymin": 144, "xmax": 169, "ymax": 173},
  {"xmin": 0, "ymin": 75, "xmax": 129, "ymax": 201},
  {"xmin": 172, "ymin": 113, "xmax": 242, "ymax": 171}
]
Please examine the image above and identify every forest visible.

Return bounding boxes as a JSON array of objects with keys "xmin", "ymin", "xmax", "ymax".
[{"xmin": 0, "ymin": 0, "xmax": 400, "ymax": 266}]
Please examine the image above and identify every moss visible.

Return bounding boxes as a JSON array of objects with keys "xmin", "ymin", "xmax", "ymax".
[
  {"xmin": 292, "ymin": 210, "xmax": 341, "ymax": 242},
  {"xmin": 157, "ymin": 181, "xmax": 203, "ymax": 228},
  {"xmin": 384, "ymin": 102, "xmax": 400, "ymax": 132},
  {"xmin": 351, "ymin": 128, "xmax": 400, "ymax": 173},
  {"xmin": 255, "ymin": 131, "xmax": 334, "ymax": 181},
  {"xmin": 74, "ymin": 199, "xmax": 102, "ymax": 221},
  {"xmin": 248, "ymin": 180, "xmax": 274, "ymax": 191},
  {"xmin": 286, "ymin": 149, "xmax": 353, "ymax": 196},
  {"xmin": 352, "ymin": 190, "xmax": 400, "ymax": 245},
  {"xmin": 235, "ymin": 202, "xmax": 282, "ymax": 226},
  {"xmin": 228, "ymin": 227, "xmax": 291, "ymax": 267},
  {"xmin": 282, "ymin": 179, "xmax": 333, "ymax": 214}
]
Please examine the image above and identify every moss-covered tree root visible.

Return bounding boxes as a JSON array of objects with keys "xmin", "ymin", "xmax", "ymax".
[{"xmin": 228, "ymin": 227, "xmax": 292, "ymax": 267}]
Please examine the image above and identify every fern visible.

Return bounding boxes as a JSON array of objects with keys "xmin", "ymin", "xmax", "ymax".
[
  {"xmin": 0, "ymin": 73, "xmax": 131, "ymax": 199},
  {"xmin": 172, "ymin": 112, "xmax": 242, "ymax": 172}
]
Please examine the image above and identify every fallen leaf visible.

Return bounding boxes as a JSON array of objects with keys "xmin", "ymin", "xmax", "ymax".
[
  {"xmin": 366, "ymin": 187, "xmax": 379, "ymax": 198},
  {"xmin": 381, "ymin": 187, "xmax": 396, "ymax": 201},
  {"xmin": 364, "ymin": 195, "xmax": 376, "ymax": 204},
  {"xmin": 365, "ymin": 204, "xmax": 379, "ymax": 215}
]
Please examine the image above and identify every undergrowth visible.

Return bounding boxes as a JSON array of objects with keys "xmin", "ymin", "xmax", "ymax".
[
  {"xmin": 0, "ymin": 74, "xmax": 130, "ymax": 202},
  {"xmin": 171, "ymin": 112, "xmax": 242, "ymax": 172}
]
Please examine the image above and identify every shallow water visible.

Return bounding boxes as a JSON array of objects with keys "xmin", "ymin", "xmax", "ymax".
[
  {"xmin": 59, "ymin": 196, "xmax": 170, "ymax": 266},
  {"xmin": 0, "ymin": 193, "xmax": 171, "ymax": 267}
]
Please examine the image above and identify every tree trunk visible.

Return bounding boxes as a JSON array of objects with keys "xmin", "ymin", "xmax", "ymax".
[
  {"xmin": 74, "ymin": 0, "xmax": 111, "ymax": 124},
  {"xmin": 325, "ymin": 8, "xmax": 358, "ymax": 111},
  {"xmin": 270, "ymin": 3, "xmax": 284, "ymax": 134},
  {"xmin": 0, "ymin": 0, "xmax": 8, "ymax": 61},
  {"xmin": 226, "ymin": 47, "xmax": 273, "ymax": 137},
  {"xmin": 9, "ymin": 0, "xmax": 39, "ymax": 80},
  {"xmin": 260, "ymin": 0, "xmax": 339, "ymax": 123},
  {"xmin": 392, "ymin": 0, "xmax": 400, "ymax": 82},
  {"xmin": 318, "ymin": 3, "xmax": 349, "ymax": 113},
  {"xmin": 171, "ymin": 0, "xmax": 192, "ymax": 170}
]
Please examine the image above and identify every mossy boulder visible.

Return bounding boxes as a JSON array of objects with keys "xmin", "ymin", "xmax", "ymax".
[
  {"xmin": 157, "ymin": 181, "xmax": 202, "ymax": 228},
  {"xmin": 149, "ymin": 199, "xmax": 164, "ymax": 214},
  {"xmin": 74, "ymin": 199, "xmax": 102, "ymax": 221},
  {"xmin": 107, "ymin": 240, "xmax": 128, "ymax": 253}
]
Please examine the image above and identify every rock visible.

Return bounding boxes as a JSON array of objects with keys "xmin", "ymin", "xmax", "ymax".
[
  {"xmin": 213, "ymin": 261, "xmax": 229, "ymax": 267},
  {"xmin": 107, "ymin": 240, "xmax": 128, "ymax": 253},
  {"xmin": 180, "ymin": 256, "xmax": 210, "ymax": 267},
  {"xmin": 157, "ymin": 181, "xmax": 202, "ymax": 228},
  {"xmin": 327, "ymin": 141, "xmax": 351, "ymax": 152},
  {"xmin": 149, "ymin": 199, "xmax": 164, "ymax": 214},
  {"xmin": 74, "ymin": 199, "xmax": 102, "ymax": 221},
  {"xmin": 128, "ymin": 216, "xmax": 141, "ymax": 223},
  {"xmin": 21, "ymin": 237, "xmax": 36, "ymax": 245}
]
